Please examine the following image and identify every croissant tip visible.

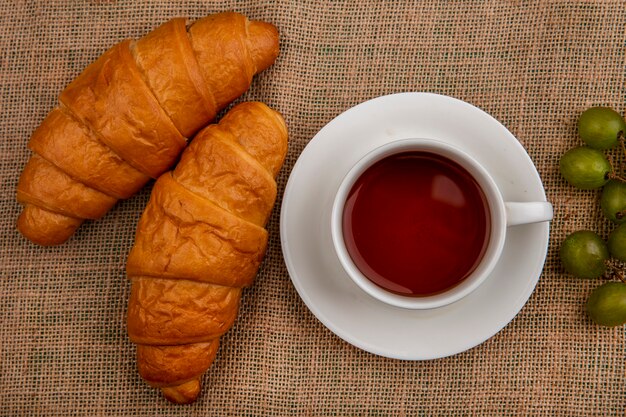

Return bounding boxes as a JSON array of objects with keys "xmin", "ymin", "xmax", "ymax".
[
  {"xmin": 160, "ymin": 379, "xmax": 201, "ymax": 404},
  {"xmin": 17, "ymin": 205, "xmax": 83, "ymax": 246},
  {"xmin": 248, "ymin": 20, "xmax": 280, "ymax": 73}
]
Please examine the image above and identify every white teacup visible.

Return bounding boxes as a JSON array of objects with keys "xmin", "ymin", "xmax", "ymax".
[{"xmin": 331, "ymin": 138, "xmax": 553, "ymax": 310}]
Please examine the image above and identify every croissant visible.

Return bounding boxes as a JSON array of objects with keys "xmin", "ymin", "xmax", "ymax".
[
  {"xmin": 16, "ymin": 12, "xmax": 279, "ymax": 246},
  {"xmin": 125, "ymin": 101, "xmax": 288, "ymax": 404}
]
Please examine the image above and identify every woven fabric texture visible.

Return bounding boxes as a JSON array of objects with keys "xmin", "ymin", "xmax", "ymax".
[{"xmin": 1, "ymin": 0, "xmax": 625, "ymax": 415}]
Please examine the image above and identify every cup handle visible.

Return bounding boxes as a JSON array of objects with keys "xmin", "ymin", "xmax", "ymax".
[{"xmin": 505, "ymin": 201, "xmax": 553, "ymax": 227}]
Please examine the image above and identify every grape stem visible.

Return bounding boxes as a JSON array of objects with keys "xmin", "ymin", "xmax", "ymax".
[
  {"xmin": 606, "ymin": 154, "xmax": 626, "ymax": 182},
  {"xmin": 605, "ymin": 258, "xmax": 626, "ymax": 284}
]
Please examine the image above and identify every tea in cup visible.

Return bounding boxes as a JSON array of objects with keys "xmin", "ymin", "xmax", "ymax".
[{"xmin": 331, "ymin": 138, "xmax": 553, "ymax": 309}]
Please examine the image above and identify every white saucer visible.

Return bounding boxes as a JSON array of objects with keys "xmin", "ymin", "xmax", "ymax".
[{"xmin": 280, "ymin": 92, "xmax": 551, "ymax": 360}]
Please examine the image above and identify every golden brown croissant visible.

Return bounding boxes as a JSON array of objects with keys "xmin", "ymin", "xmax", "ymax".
[
  {"xmin": 125, "ymin": 101, "xmax": 288, "ymax": 404},
  {"xmin": 16, "ymin": 12, "xmax": 279, "ymax": 246}
]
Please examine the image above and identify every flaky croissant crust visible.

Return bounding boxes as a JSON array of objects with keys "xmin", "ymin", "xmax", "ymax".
[
  {"xmin": 126, "ymin": 102, "xmax": 288, "ymax": 404},
  {"xmin": 16, "ymin": 12, "xmax": 279, "ymax": 246}
]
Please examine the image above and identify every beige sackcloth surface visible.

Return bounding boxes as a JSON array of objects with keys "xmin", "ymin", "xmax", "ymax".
[{"xmin": 1, "ymin": 0, "xmax": 625, "ymax": 415}]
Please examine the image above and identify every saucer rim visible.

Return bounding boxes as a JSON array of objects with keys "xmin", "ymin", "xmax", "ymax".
[{"xmin": 279, "ymin": 91, "xmax": 551, "ymax": 360}]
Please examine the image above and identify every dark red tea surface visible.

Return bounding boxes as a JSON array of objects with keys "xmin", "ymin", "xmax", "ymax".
[{"xmin": 342, "ymin": 151, "xmax": 491, "ymax": 297}]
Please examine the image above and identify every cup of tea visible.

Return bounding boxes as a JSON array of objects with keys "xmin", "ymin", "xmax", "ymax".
[{"xmin": 330, "ymin": 138, "xmax": 553, "ymax": 309}]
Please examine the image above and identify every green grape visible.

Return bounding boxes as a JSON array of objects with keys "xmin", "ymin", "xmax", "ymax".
[
  {"xmin": 560, "ymin": 230, "xmax": 608, "ymax": 279},
  {"xmin": 578, "ymin": 106, "xmax": 626, "ymax": 150},
  {"xmin": 559, "ymin": 146, "xmax": 611, "ymax": 189},
  {"xmin": 600, "ymin": 179, "xmax": 626, "ymax": 223},
  {"xmin": 586, "ymin": 282, "xmax": 626, "ymax": 327},
  {"xmin": 608, "ymin": 223, "xmax": 626, "ymax": 261}
]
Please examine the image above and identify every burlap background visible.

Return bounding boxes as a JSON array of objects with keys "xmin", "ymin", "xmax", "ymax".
[{"xmin": 1, "ymin": 0, "xmax": 625, "ymax": 415}]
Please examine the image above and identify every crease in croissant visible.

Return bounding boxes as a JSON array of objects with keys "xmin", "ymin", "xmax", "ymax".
[
  {"xmin": 16, "ymin": 12, "xmax": 279, "ymax": 246},
  {"xmin": 126, "ymin": 101, "xmax": 288, "ymax": 404}
]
